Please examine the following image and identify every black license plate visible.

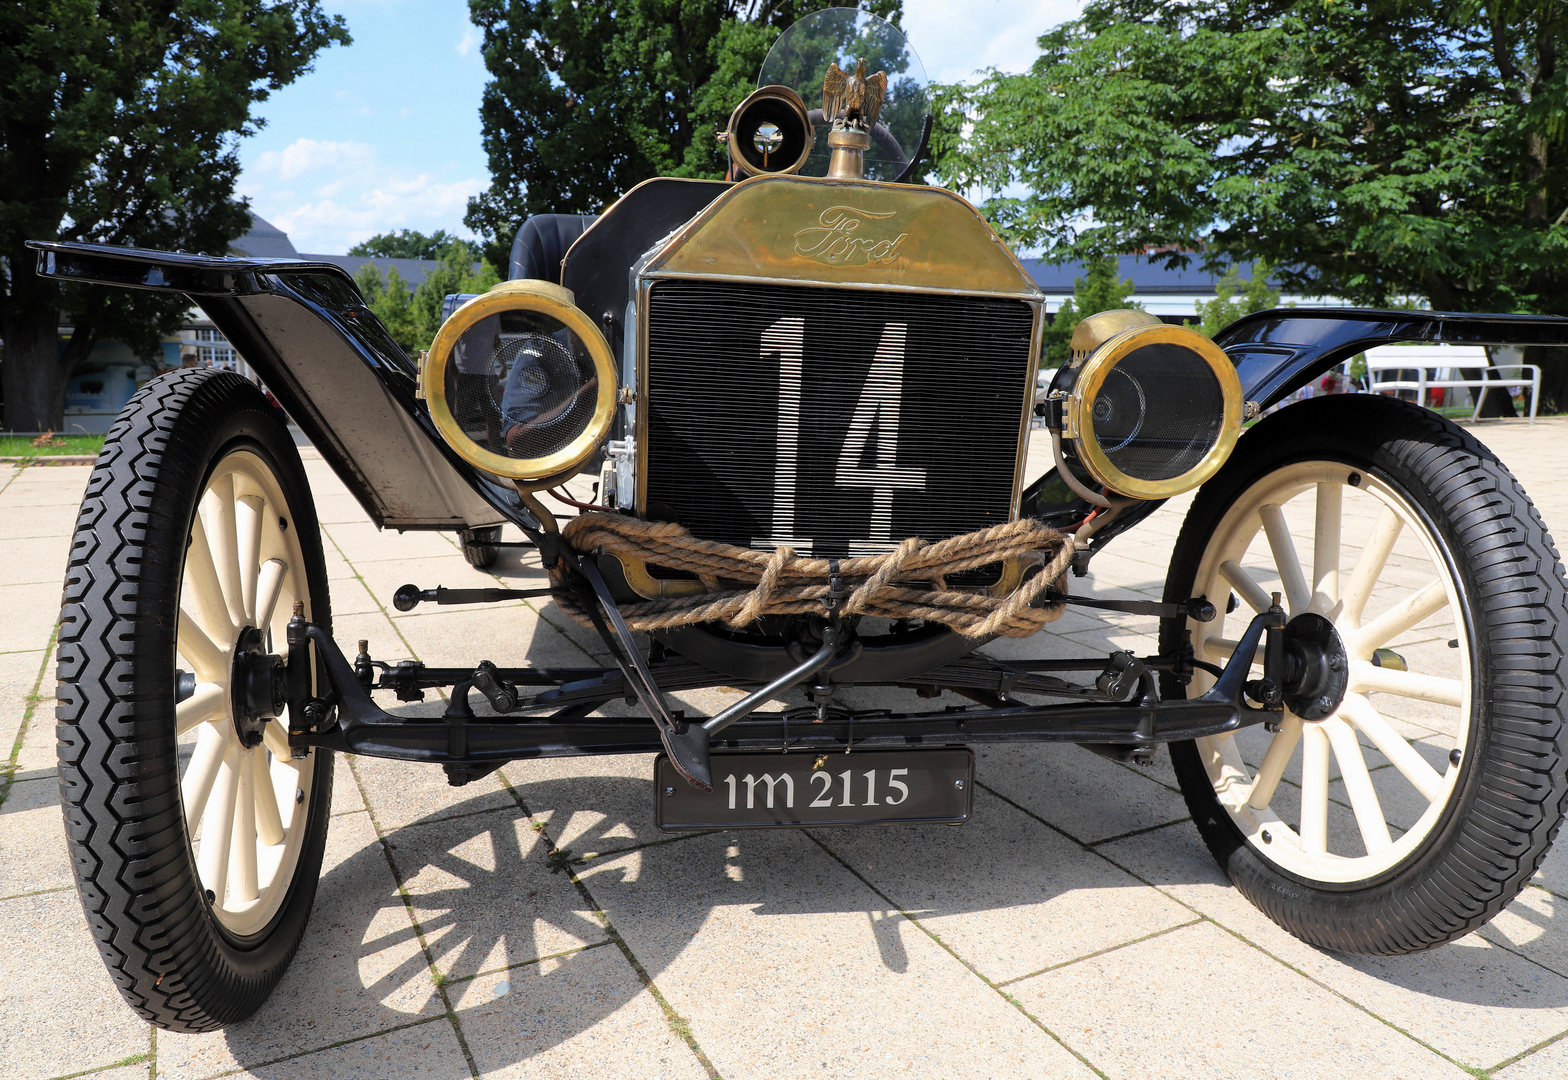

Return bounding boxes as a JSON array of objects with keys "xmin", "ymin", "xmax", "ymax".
[{"xmin": 655, "ymin": 748, "xmax": 974, "ymax": 830}]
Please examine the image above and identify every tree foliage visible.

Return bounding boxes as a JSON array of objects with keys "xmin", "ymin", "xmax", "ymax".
[
  {"xmin": 936, "ymin": 0, "xmax": 1568, "ymax": 323},
  {"xmin": 464, "ymin": 0, "xmax": 901, "ymax": 265},
  {"xmin": 1192, "ymin": 260, "xmax": 1281, "ymax": 339},
  {"xmin": 1041, "ymin": 256, "xmax": 1142, "ymax": 366},
  {"xmin": 354, "ymin": 241, "xmax": 500, "ymax": 355},
  {"xmin": 0, "ymin": 1, "xmax": 349, "ymax": 429},
  {"xmin": 348, "ymin": 229, "xmax": 460, "ymax": 259}
]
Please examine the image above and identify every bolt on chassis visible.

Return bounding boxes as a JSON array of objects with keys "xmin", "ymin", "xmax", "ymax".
[{"xmin": 27, "ymin": 7, "xmax": 1568, "ymax": 1035}]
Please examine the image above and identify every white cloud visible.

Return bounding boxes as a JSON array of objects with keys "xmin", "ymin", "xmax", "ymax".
[
  {"xmin": 457, "ymin": 24, "xmax": 481, "ymax": 59},
  {"xmin": 241, "ymin": 139, "xmax": 483, "ymax": 253},
  {"xmin": 253, "ymin": 138, "xmax": 376, "ymax": 183},
  {"xmin": 903, "ymin": 0, "xmax": 1085, "ymax": 84}
]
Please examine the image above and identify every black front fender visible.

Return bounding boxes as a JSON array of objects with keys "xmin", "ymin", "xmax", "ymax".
[
  {"xmin": 29, "ymin": 241, "xmax": 530, "ymax": 532},
  {"xmin": 1217, "ymin": 307, "xmax": 1568, "ymax": 409}
]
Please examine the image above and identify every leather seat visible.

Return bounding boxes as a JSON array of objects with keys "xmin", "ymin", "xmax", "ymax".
[{"xmin": 508, "ymin": 214, "xmax": 596, "ymax": 283}]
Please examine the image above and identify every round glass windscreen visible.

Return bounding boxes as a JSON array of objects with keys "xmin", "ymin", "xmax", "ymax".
[
  {"xmin": 443, "ymin": 309, "xmax": 602, "ymax": 465},
  {"xmin": 758, "ymin": 8, "xmax": 929, "ymax": 181},
  {"xmin": 1090, "ymin": 344, "xmax": 1226, "ymax": 482}
]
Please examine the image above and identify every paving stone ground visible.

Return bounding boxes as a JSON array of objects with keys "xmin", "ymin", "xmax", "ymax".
[{"xmin": 3, "ymin": 416, "xmax": 1568, "ymax": 1079}]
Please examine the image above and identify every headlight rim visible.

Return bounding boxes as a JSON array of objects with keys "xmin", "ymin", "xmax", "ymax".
[
  {"xmin": 1065, "ymin": 323, "xmax": 1243, "ymax": 501},
  {"xmin": 423, "ymin": 279, "xmax": 617, "ymax": 483}
]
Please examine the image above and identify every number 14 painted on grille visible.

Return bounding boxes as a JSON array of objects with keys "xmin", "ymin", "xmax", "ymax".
[{"xmin": 758, "ymin": 316, "xmax": 927, "ymax": 555}]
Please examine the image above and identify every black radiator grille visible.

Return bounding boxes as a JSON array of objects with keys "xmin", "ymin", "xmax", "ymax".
[{"xmin": 643, "ymin": 280, "xmax": 1034, "ymax": 559}]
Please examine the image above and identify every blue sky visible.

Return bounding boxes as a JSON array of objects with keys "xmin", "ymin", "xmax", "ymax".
[{"xmin": 236, "ymin": 1, "xmax": 1084, "ymax": 254}]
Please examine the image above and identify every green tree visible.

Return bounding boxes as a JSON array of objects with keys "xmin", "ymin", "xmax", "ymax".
[
  {"xmin": 0, "ymin": 1, "xmax": 349, "ymax": 430},
  {"xmin": 1042, "ymin": 255, "xmax": 1142, "ymax": 366},
  {"xmin": 1192, "ymin": 260, "xmax": 1281, "ymax": 339},
  {"xmin": 348, "ymin": 229, "xmax": 459, "ymax": 259},
  {"xmin": 463, "ymin": 0, "xmax": 902, "ymax": 266},
  {"xmin": 410, "ymin": 241, "xmax": 502, "ymax": 345},
  {"xmin": 354, "ymin": 264, "xmax": 422, "ymax": 352},
  {"xmin": 355, "ymin": 241, "xmax": 500, "ymax": 355},
  {"xmin": 935, "ymin": 1, "xmax": 1568, "ymax": 401}
]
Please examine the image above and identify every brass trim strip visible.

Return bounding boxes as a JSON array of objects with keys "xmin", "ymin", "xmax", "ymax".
[
  {"xmin": 640, "ymin": 268, "xmax": 1042, "ymax": 302},
  {"xmin": 1011, "ymin": 302, "xmax": 1046, "ymax": 522}
]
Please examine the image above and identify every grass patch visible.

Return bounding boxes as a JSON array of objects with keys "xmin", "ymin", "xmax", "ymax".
[{"xmin": 0, "ymin": 433, "xmax": 104, "ymax": 458}]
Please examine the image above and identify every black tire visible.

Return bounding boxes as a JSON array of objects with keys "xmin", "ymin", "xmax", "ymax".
[
  {"xmin": 460, "ymin": 524, "xmax": 503, "ymax": 569},
  {"xmin": 57, "ymin": 369, "xmax": 334, "ymax": 1030},
  {"xmin": 1161, "ymin": 394, "xmax": 1568, "ymax": 954}
]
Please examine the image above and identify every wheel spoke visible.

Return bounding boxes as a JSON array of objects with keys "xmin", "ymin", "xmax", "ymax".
[
  {"xmin": 206, "ymin": 474, "xmax": 248, "ymax": 629},
  {"xmin": 1340, "ymin": 693, "xmax": 1446, "ymax": 803},
  {"xmin": 1350, "ymin": 660, "xmax": 1464, "ymax": 706},
  {"xmin": 1200, "ymin": 636, "xmax": 1239, "ymax": 659},
  {"xmin": 184, "ymin": 513, "xmax": 236, "ymax": 642},
  {"xmin": 1259, "ymin": 503, "xmax": 1309, "ymax": 614},
  {"xmin": 1247, "ymin": 715, "xmax": 1302, "ymax": 810},
  {"xmin": 231, "ymin": 750, "xmax": 260, "ymax": 903},
  {"xmin": 1323, "ymin": 715, "xmax": 1392, "ymax": 854},
  {"xmin": 254, "ymin": 751, "xmax": 286, "ymax": 847},
  {"xmin": 262, "ymin": 718, "xmax": 292, "ymax": 762},
  {"xmin": 181, "ymin": 724, "xmax": 227, "ymax": 827},
  {"xmin": 1342, "ymin": 506, "xmax": 1403, "ymax": 628},
  {"xmin": 197, "ymin": 742, "xmax": 242, "ymax": 900},
  {"xmin": 176, "ymin": 611, "xmax": 228, "ymax": 682},
  {"xmin": 236, "ymin": 495, "xmax": 265, "ymax": 625},
  {"xmin": 255, "ymin": 559, "xmax": 289, "ymax": 634},
  {"xmin": 175, "ymin": 681, "xmax": 227, "ymax": 736},
  {"xmin": 1220, "ymin": 560, "xmax": 1273, "ymax": 614},
  {"xmin": 1354, "ymin": 580, "xmax": 1450, "ymax": 651},
  {"xmin": 1300, "ymin": 724, "xmax": 1330, "ymax": 854},
  {"xmin": 1312, "ymin": 482, "xmax": 1341, "ymax": 614}
]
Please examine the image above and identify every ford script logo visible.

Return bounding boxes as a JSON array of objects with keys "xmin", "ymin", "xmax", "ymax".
[{"xmin": 793, "ymin": 206, "xmax": 909, "ymax": 265}]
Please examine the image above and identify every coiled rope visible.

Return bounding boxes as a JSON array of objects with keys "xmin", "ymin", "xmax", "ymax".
[{"xmin": 550, "ymin": 513, "xmax": 1073, "ymax": 638}]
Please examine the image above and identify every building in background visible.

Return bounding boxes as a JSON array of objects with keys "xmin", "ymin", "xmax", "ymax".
[{"xmin": 1021, "ymin": 254, "xmax": 1345, "ymax": 322}]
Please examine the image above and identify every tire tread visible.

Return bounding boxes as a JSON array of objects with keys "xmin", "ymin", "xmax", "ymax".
[
  {"xmin": 1166, "ymin": 396, "xmax": 1568, "ymax": 954},
  {"xmin": 56, "ymin": 369, "xmax": 332, "ymax": 1030}
]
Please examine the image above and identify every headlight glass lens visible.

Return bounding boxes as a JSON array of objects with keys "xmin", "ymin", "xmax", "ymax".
[
  {"xmin": 443, "ymin": 309, "xmax": 603, "ymax": 465},
  {"xmin": 1091, "ymin": 342, "xmax": 1226, "ymax": 483}
]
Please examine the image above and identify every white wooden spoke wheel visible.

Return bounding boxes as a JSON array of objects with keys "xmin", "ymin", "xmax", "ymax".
[
  {"xmin": 1188, "ymin": 460, "xmax": 1468, "ymax": 882},
  {"xmin": 57, "ymin": 370, "xmax": 334, "ymax": 1031},
  {"xmin": 1162, "ymin": 395, "xmax": 1568, "ymax": 954},
  {"xmin": 176, "ymin": 450, "xmax": 316, "ymax": 936}
]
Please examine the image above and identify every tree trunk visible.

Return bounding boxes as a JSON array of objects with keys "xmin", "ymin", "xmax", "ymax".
[
  {"xmin": 0, "ymin": 305, "xmax": 69, "ymax": 431},
  {"xmin": 1528, "ymin": 346, "xmax": 1568, "ymax": 416},
  {"xmin": 1476, "ymin": 347, "xmax": 1521, "ymax": 418}
]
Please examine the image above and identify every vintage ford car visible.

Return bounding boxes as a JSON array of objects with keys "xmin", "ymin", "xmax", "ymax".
[{"xmin": 29, "ymin": 10, "xmax": 1568, "ymax": 1032}]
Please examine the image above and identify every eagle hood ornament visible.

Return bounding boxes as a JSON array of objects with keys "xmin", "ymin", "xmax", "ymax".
[{"xmin": 823, "ymin": 58, "xmax": 887, "ymax": 131}]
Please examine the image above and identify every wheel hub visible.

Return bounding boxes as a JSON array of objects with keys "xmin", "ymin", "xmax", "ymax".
[
  {"xmin": 230, "ymin": 626, "xmax": 287, "ymax": 748},
  {"xmin": 1279, "ymin": 612, "xmax": 1348, "ymax": 721}
]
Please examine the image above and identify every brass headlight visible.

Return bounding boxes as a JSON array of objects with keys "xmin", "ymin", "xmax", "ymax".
[
  {"xmin": 1061, "ymin": 322, "xmax": 1243, "ymax": 500},
  {"xmin": 423, "ymin": 280, "xmax": 616, "ymax": 484},
  {"xmin": 726, "ymin": 86, "xmax": 813, "ymax": 177}
]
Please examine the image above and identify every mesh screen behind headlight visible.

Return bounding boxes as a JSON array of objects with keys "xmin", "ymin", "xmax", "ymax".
[
  {"xmin": 424, "ymin": 280, "xmax": 615, "ymax": 482},
  {"xmin": 1065, "ymin": 324, "xmax": 1241, "ymax": 499}
]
